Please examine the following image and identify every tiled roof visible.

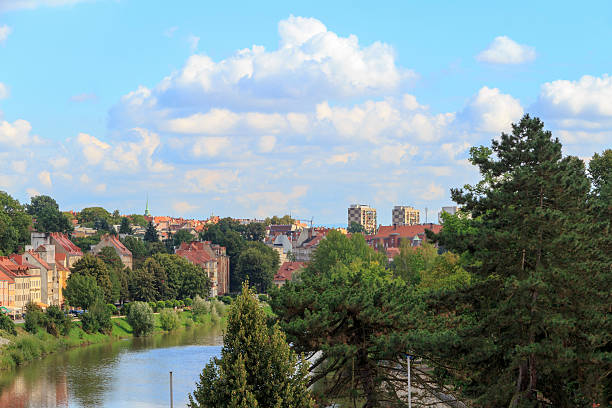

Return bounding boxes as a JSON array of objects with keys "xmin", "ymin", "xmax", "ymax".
[
  {"xmin": 0, "ymin": 269, "xmax": 15, "ymax": 283},
  {"xmin": 101, "ymin": 234, "xmax": 132, "ymax": 256},
  {"xmin": 23, "ymin": 251, "xmax": 52, "ymax": 271},
  {"xmin": 55, "ymin": 254, "xmax": 69, "ymax": 271},
  {"xmin": 50, "ymin": 233, "xmax": 83, "ymax": 255},
  {"xmin": 274, "ymin": 262, "xmax": 305, "ymax": 282},
  {"xmin": 176, "ymin": 241, "xmax": 216, "ymax": 267},
  {"xmin": 370, "ymin": 224, "xmax": 442, "ymax": 240},
  {"xmin": 0, "ymin": 256, "xmax": 29, "ymax": 276}
]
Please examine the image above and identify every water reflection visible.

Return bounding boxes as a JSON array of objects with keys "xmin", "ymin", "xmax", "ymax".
[{"xmin": 0, "ymin": 324, "xmax": 223, "ymax": 408}]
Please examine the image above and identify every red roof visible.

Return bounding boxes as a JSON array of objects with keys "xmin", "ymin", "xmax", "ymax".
[
  {"xmin": 274, "ymin": 261, "xmax": 305, "ymax": 282},
  {"xmin": 50, "ymin": 233, "xmax": 83, "ymax": 255},
  {"xmin": 176, "ymin": 241, "xmax": 215, "ymax": 267},
  {"xmin": 369, "ymin": 224, "xmax": 442, "ymax": 240},
  {"xmin": 22, "ymin": 251, "xmax": 52, "ymax": 271},
  {"xmin": 100, "ymin": 234, "xmax": 132, "ymax": 256},
  {"xmin": 0, "ymin": 269, "xmax": 15, "ymax": 284},
  {"xmin": 0, "ymin": 256, "xmax": 29, "ymax": 276}
]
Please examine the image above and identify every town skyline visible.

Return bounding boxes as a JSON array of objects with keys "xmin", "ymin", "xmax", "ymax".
[{"xmin": 1, "ymin": 1, "xmax": 610, "ymax": 225}]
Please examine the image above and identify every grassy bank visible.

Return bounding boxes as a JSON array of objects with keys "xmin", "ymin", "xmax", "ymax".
[{"xmin": 0, "ymin": 309, "xmax": 226, "ymax": 372}]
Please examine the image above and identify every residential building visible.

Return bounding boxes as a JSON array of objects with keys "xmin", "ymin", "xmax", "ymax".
[
  {"xmin": 273, "ymin": 262, "xmax": 305, "ymax": 287},
  {"xmin": 91, "ymin": 234, "xmax": 133, "ymax": 269},
  {"xmin": 348, "ymin": 204, "xmax": 377, "ymax": 234},
  {"xmin": 176, "ymin": 241, "xmax": 230, "ymax": 296},
  {"xmin": 0, "ymin": 270, "xmax": 15, "ymax": 309},
  {"xmin": 20, "ymin": 248, "xmax": 56, "ymax": 306},
  {"xmin": 366, "ymin": 223, "xmax": 443, "ymax": 255},
  {"xmin": 0, "ymin": 256, "xmax": 41, "ymax": 311},
  {"xmin": 392, "ymin": 206, "xmax": 420, "ymax": 226},
  {"xmin": 30, "ymin": 232, "xmax": 83, "ymax": 268},
  {"xmin": 293, "ymin": 228, "xmax": 328, "ymax": 262}
]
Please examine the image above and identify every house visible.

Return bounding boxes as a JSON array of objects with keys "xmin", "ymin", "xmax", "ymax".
[
  {"xmin": 30, "ymin": 232, "xmax": 83, "ymax": 268},
  {"xmin": 293, "ymin": 228, "xmax": 329, "ymax": 262},
  {"xmin": 176, "ymin": 241, "xmax": 230, "ymax": 296},
  {"xmin": 91, "ymin": 234, "xmax": 133, "ymax": 269},
  {"xmin": 273, "ymin": 262, "xmax": 305, "ymax": 287},
  {"xmin": 20, "ymin": 247, "xmax": 57, "ymax": 306},
  {"xmin": 365, "ymin": 224, "xmax": 443, "ymax": 252},
  {"xmin": 0, "ymin": 269, "xmax": 15, "ymax": 309},
  {"xmin": 0, "ymin": 256, "xmax": 42, "ymax": 311}
]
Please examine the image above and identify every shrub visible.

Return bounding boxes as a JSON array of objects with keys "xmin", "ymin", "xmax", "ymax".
[
  {"xmin": 212, "ymin": 300, "xmax": 227, "ymax": 317},
  {"xmin": 220, "ymin": 296, "xmax": 232, "ymax": 305},
  {"xmin": 106, "ymin": 304, "xmax": 118, "ymax": 316},
  {"xmin": 24, "ymin": 302, "xmax": 44, "ymax": 333},
  {"xmin": 121, "ymin": 302, "xmax": 132, "ymax": 316},
  {"xmin": 0, "ymin": 313, "xmax": 16, "ymax": 336},
  {"xmin": 148, "ymin": 301, "xmax": 157, "ymax": 312},
  {"xmin": 173, "ymin": 299, "xmax": 180, "ymax": 308},
  {"xmin": 178, "ymin": 300, "xmax": 185, "ymax": 308},
  {"xmin": 44, "ymin": 305, "xmax": 72, "ymax": 336},
  {"xmin": 258, "ymin": 294, "xmax": 269, "ymax": 303},
  {"xmin": 127, "ymin": 301, "xmax": 154, "ymax": 337},
  {"xmin": 191, "ymin": 295, "xmax": 209, "ymax": 318},
  {"xmin": 157, "ymin": 300, "xmax": 166, "ymax": 311},
  {"xmin": 184, "ymin": 298, "xmax": 193, "ymax": 307},
  {"xmin": 81, "ymin": 299, "xmax": 112, "ymax": 334},
  {"xmin": 165, "ymin": 300, "xmax": 174, "ymax": 309},
  {"xmin": 209, "ymin": 306, "xmax": 220, "ymax": 324},
  {"xmin": 159, "ymin": 309, "xmax": 180, "ymax": 331}
]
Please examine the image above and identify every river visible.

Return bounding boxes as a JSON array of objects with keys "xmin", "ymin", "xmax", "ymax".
[{"xmin": 0, "ymin": 324, "xmax": 224, "ymax": 408}]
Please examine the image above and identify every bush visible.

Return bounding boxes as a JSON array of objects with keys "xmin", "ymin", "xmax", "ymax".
[
  {"xmin": 106, "ymin": 304, "xmax": 118, "ymax": 316},
  {"xmin": 178, "ymin": 300, "xmax": 185, "ymax": 308},
  {"xmin": 148, "ymin": 301, "xmax": 157, "ymax": 312},
  {"xmin": 165, "ymin": 300, "xmax": 174, "ymax": 309},
  {"xmin": 220, "ymin": 296, "xmax": 232, "ymax": 305},
  {"xmin": 258, "ymin": 294, "xmax": 269, "ymax": 303},
  {"xmin": 159, "ymin": 309, "xmax": 180, "ymax": 331},
  {"xmin": 121, "ymin": 302, "xmax": 132, "ymax": 316},
  {"xmin": 24, "ymin": 302, "xmax": 44, "ymax": 333},
  {"xmin": 127, "ymin": 302, "xmax": 154, "ymax": 337},
  {"xmin": 191, "ymin": 295, "xmax": 209, "ymax": 319},
  {"xmin": 81, "ymin": 299, "xmax": 112, "ymax": 334},
  {"xmin": 45, "ymin": 305, "xmax": 72, "ymax": 336},
  {"xmin": 184, "ymin": 298, "xmax": 193, "ymax": 307},
  {"xmin": 0, "ymin": 313, "xmax": 16, "ymax": 336},
  {"xmin": 157, "ymin": 300, "xmax": 166, "ymax": 311},
  {"xmin": 212, "ymin": 300, "xmax": 227, "ymax": 317}
]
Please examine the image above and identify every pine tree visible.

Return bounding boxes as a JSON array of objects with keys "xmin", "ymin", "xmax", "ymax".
[
  {"xmin": 119, "ymin": 217, "xmax": 132, "ymax": 234},
  {"xmin": 188, "ymin": 283, "xmax": 313, "ymax": 408},
  {"xmin": 436, "ymin": 115, "xmax": 606, "ymax": 406},
  {"xmin": 144, "ymin": 220, "xmax": 159, "ymax": 242}
]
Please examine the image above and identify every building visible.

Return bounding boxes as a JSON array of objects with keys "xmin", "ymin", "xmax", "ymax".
[
  {"xmin": 366, "ymin": 223, "xmax": 443, "ymax": 254},
  {"xmin": 0, "ymin": 270, "xmax": 15, "ymax": 309},
  {"xmin": 348, "ymin": 204, "xmax": 377, "ymax": 234},
  {"xmin": 0, "ymin": 256, "xmax": 42, "ymax": 311},
  {"xmin": 30, "ymin": 232, "xmax": 83, "ymax": 268},
  {"xmin": 176, "ymin": 241, "xmax": 230, "ymax": 296},
  {"xmin": 293, "ymin": 228, "xmax": 328, "ymax": 262},
  {"xmin": 392, "ymin": 206, "xmax": 420, "ymax": 226},
  {"xmin": 273, "ymin": 262, "xmax": 305, "ymax": 287},
  {"xmin": 438, "ymin": 206, "xmax": 458, "ymax": 223},
  {"xmin": 91, "ymin": 234, "xmax": 133, "ymax": 269},
  {"xmin": 21, "ymin": 248, "xmax": 56, "ymax": 307}
]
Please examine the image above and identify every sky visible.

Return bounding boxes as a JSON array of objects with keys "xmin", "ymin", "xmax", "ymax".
[{"xmin": 0, "ymin": 0, "xmax": 610, "ymax": 226}]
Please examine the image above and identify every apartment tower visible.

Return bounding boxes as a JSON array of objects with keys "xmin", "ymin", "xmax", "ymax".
[
  {"xmin": 392, "ymin": 206, "xmax": 420, "ymax": 226},
  {"xmin": 348, "ymin": 204, "xmax": 377, "ymax": 234}
]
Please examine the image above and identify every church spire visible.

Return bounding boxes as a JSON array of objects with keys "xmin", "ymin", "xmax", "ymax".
[{"xmin": 145, "ymin": 194, "xmax": 151, "ymax": 217}]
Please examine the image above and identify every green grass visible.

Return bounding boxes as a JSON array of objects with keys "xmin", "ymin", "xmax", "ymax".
[{"xmin": 0, "ymin": 309, "xmax": 224, "ymax": 372}]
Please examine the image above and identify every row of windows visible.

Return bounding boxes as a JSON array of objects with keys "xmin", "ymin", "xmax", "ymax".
[{"xmin": 15, "ymin": 280, "xmax": 40, "ymax": 289}]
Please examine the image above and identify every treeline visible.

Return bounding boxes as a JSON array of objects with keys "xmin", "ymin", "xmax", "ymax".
[{"xmin": 269, "ymin": 116, "xmax": 611, "ymax": 407}]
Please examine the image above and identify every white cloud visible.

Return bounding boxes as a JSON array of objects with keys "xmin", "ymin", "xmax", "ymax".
[
  {"xmin": 26, "ymin": 188, "xmax": 40, "ymax": 198},
  {"xmin": 537, "ymin": 74, "xmax": 612, "ymax": 118},
  {"xmin": 238, "ymin": 185, "xmax": 309, "ymax": 218},
  {"xmin": 11, "ymin": 160, "xmax": 26, "ymax": 173},
  {"xmin": 476, "ymin": 36, "xmax": 536, "ymax": 64},
  {"xmin": 49, "ymin": 157, "xmax": 69, "ymax": 169},
  {"xmin": 192, "ymin": 136, "xmax": 230, "ymax": 157},
  {"xmin": 258, "ymin": 135, "xmax": 276, "ymax": 153},
  {"xmin": 187, "ymin": 35, "xmax": 200, "ymax": 52},
  {"xmin": 326, "ymin": 152, "xmax": 358, "ymax": 165},
  {"xmin": 0, "ymin": 25, "xmax": 11, "ymax": 44},
  {"xmin": 94, "ymin": 183, "xmax": 106, "ymax": 193},
  {"xmin": 172, "ymin": 201, "xmax": 198, "ymax": 213},
  {"xmin": 0, "ymin": 0, "xmax": 92, "ymax": 12},
  {"xmin": 184, "ymin": 169, "xmax": 239, "ymax": 193},
  {"xmin": 77, "ymin": 132, "xmax": 110, "ymax": 164},
  {"xmin": 79, "ymin": 174, "xmax": 91, "ymax": 184},
  {"xmin": 0, "ymin": 83, "xmax": 9, "ymax": 99},
  {"xmin": 461, "ymin": 86, "xmax": 523, "ymax": 133},
  {"xmin": 0, "ymin": 119, "xmax": 32, "ymax": 147},
  {"xmin": 421, "ymin": 183, "xmax": 445, "ymax": 200},
  {"xmin": 373, "ymin": 144, "xmax": 418, "ymax": 165},
  {"xmin": 164, "ymin": 109, "xmax": 239, "ymax": 134},
  {"xmin": 38, "ymin": 170, "xmax": 52, "ymax": 188}
]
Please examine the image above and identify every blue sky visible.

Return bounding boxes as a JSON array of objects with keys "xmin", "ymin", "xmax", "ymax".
[{"xmin": 0, "ymin": 0, "xmax": 610, "ymax": 225}]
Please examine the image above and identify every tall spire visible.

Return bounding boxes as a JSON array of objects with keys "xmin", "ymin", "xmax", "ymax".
[{"xmin": 145, "ymin": 194, "xmax": 151, "ymax": 217}]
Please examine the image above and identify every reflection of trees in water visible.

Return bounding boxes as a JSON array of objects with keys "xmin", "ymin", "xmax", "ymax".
[{"xmin": 0, "ymin": 324, "xmax": 223, "ymax": 407}]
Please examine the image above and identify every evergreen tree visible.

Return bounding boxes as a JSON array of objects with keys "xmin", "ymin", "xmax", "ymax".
[
  {"xmin": 433, "ymin": 115, "xmax": 606, "ymax": 406},
  {"xmin": 188, "ymin": 283, "xmax": 313, "ymax": 408},
  {"xmin": 119, "ymin": 217, "xmax": 133, "ymax": 234},
  {"xmin": 144, "ymin": 221, "xmax": 159, "ymax": 242}
]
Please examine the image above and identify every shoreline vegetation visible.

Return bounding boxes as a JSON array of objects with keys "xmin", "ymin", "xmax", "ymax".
[{"xmin": 0, "ymin": 304, "xmax": 228, "ymax": 372}]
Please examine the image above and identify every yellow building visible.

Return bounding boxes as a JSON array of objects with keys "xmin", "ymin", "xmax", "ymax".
[{"xmin": 0, "ymin": 257, "xmax": 41, "ymax": 311}]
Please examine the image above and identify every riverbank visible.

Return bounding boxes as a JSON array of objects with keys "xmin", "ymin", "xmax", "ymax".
[{"xmin": 0, "ymin": 309, "xmax": 225, "ymax": 372}]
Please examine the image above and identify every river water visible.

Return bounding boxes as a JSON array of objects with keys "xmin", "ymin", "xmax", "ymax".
[{"xmin": 0, "ymin": 324, "xmax": 224, "ymax": 408}]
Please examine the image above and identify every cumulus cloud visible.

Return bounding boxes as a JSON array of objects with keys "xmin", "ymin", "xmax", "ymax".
[
  {"xmin": 11, "ymin": 160, "xmax": 26, "ymax": 173},
  {"xmin": 192, "ymin": 136, "xmax": 231, "ymax": 157},
  {"xmin": 26, "ymin": 188, "xmax": 40, "ymax": 198},
  {"xmin": 326, "ymin": 152, "xmax": 358, "ymax": 165},
  {"xmin": 421, "ymin": 183, "xmax": 445, "ymax": 200},
  {"xmin": 184, "ymin": 169, "xmax": 239, "ymax": 193},
  {"xmin": 0, "ymin": 119, "xmax": 33, "ymax": 147},
  {"xmin": 476, "ymin": 36, "xmax": 536, "ymax": 64},
  {"xmin": 258, "ymin": 135, "xmax": 276, "ymax": 153},
  {"xmin": 373, "ymin": 144, "xmax": 418, "ymax": 165},
  {"xmin": 537, "ymin": 74, "xmax": 612, "ymax": 118},
  {"xmin": 460, "ymin": 86, "xmax": 523, "ymax": 133},
  {"xmin": 0, "ymin": 83, "xmax": 9, "ymax": 99},
  {"xmin": 77, "ymin": 132, "xmax": 110, "ymax": 164},
  {"xmin": 38, "ymin": 170, "xmax": 52, "ymax": 188},
  {"xmin": 0, "ymin": 25, "xmax": 11, "ymax": 44},
  {"xmin": 238, "ymin": 185, "xmax": 309, "ymax": 218},
  {"xmin": 173, "ymin": 201, "xmax": 198, "ymax": 213}
]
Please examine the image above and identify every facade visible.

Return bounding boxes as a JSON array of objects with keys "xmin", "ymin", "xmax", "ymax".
[
  {"xmin": 273, "ymin": 261, "xmax": 305, "ymax": 287},
  {"xmin": 392, "ymin": 206, "xmax": 420, "ymax": 226},
  {"xmin": 21, "ymin": 248, "xmax": 56, "ymax": 307},
  {"xmin": 438, "ymin": 206, "xmax": 458, "ymax": 223},
  {"xmin": 366, "ymin": 223, "xmax": 443, "ymax": 253},
  {"xmin": 348, "ymin": 204, "xmax": 377, "ymax": 234},
  {"xmin": 91, "ymin": 234, "xmax": 133, "ymax": 269},
  {"xmin": 30, "ymin": 232, "xmax": 83, "ymax": 268},
  {"xmin": 0, "ymin": 270, "xmax": 15, "ymax": 309},
  {"xmin": 293, "ymin": 228, "xmax": 328, "ymax": 262},
  {"xmin": 176, "ymin": 241, "xmax": 230, "ymax": 296},
  {"xmin": 0, "ymin": 257, "xmax": 41, "ymax": 311}
]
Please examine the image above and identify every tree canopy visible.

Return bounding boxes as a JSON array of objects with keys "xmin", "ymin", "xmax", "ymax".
[
  {"xmin": 235, "ymin": 241, "xmax": 279, "ymax": 293},
  {"xmin": 26, "ymin": 195, "xmax": 72, "ymax": 233},
  {"xmin": 0, "ymin": 191, "xmax": 31, "ymax": 256}
]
